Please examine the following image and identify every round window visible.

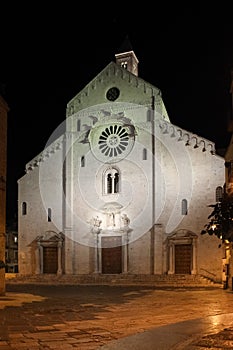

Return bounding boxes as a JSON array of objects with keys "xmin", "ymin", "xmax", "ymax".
[
  {"xmin": 106, "ymin": 87, "xmax": 120, "ymax": 101},
  {"xmin": 98, "ymin": 125, "xmax": 129, "ymax": 157}
]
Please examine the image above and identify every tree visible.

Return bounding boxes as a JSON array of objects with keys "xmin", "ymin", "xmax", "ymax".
[{"xmin": 201, "ymin": 196, "xmax": 233, "ymax": 243}]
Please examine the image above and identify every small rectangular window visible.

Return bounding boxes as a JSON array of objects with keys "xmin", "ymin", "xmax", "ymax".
[
  {"xmin": 48, "ymin": 208, "xmax": 52, "ymax": 222},
  {"xmin": 147, "ymin": 109, "xmax": 153, "ymax": 122},
  {"xmin": 77, "ymin": 119, "xmax": 81, "ymax": 131},
  {"xmin": 81, "ymin": 156, "xmax": 85, "ymax": 167},
  {"xmin": 182, "ymin": 199, "xmax": 188, "ymax": 215},
  {"xmin": 22, "ymin": 202, "xmax": 27, "ymax": 215},
  {"xmin": 143, "ymin": 148, "xmax": 147, "ymax": 160}
]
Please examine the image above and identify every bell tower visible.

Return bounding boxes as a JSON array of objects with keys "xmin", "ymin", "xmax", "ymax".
[{"xmin": 115, "ymin": 36, "xmax": 139, "ymax": 76}]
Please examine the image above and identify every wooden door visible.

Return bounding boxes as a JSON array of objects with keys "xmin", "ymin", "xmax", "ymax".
[
  {"xmin": 175, "ymin": 244, "xmax": 192, "ymax": 274},
  {"xmin": 101, "ymin": 237, "xmax": 122, "ymax": 274},
  {"xmin": 43, "ymin": 246, "xmax": 58, "ymax": 274}
]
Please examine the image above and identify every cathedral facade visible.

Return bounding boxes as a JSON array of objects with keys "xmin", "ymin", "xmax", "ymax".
[{"xmin": 18, "ymin": 43, "xmax": 225, "ymax": 282}]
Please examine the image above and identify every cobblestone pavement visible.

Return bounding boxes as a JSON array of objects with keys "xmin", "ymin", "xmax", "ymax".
[
  {"xmin": 187, "ymin": 327, "xmax": 233, "ymax": 349},
  {"xmin": 0, "ymin": 284, "xmax": 232, "ymax": 349}
]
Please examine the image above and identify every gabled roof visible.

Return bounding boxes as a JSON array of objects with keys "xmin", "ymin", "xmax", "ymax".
[{"xmin": 66, "ymin": 61, "xmax": 170, "ymax": 121}]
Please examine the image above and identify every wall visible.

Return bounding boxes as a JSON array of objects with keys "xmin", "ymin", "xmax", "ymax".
[{"xmin": 0, "ymin": 95, "xmax": 9, "ymax": 294}]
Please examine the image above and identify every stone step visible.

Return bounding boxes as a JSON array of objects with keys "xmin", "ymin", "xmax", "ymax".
[{"xmin": 5, "ymin": 273, "xmax": 222, "ymax": 288}]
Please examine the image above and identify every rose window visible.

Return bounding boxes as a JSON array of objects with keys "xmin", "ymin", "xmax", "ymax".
[
  {"xmin": 89, "ymin": 122, "xmax": 135, "ymax": 163},
  {"xmin": 98, "ymin": 125, "xmax": 129, "ymax": 158}
]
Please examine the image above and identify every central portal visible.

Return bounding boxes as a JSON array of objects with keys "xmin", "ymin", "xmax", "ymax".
[{"xmin": 101, "ymin": 236, "xmax": 122, "ymax": 274}]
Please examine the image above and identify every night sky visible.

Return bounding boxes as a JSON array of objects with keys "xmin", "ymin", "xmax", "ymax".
[{"xmin": 1, "ymin": 3, "xmax": 233, "ymax": 221}]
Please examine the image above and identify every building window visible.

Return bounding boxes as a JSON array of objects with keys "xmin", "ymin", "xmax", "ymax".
[
  {"xmin": 147, "ymin": 109, "xmax": 153, "ymax": 122},
  {"xmin": 13, "ymin": 235, "xmax": 18, "ymax": 243},
  {"xmin": 114, "ymin": 173, "xmax": 119, "ymax": 193},
  {"xmin": 81, "ymin": 156, "xmax": 85, "ymax": 167},
  {"xmin": 181, "ymin": 199, "xmax": 188, "ymax": 215},
  {"xmin": 22, "ymin": 202, "xmax": 27, "ymax": 215},
  {"xmin": 104, "ymin": 168, "xmax": 120, "ymax": 194},
  {"xmin": 121, "ymin": 61, "xmax": 128, "ymax": 69},
  {"xmin": 48, "ymin": 208, "xmax": 52, "ymax": 222},
  {"xmin": 77, "ymin": 119, "xmax": 81, "ymax": 131},
  {"xmin": 107, "ymin": 174, "xmax": 112, "ymax": 193},
  {"xmin": 106, "ymin": 87, "xmax": 120, "ymax": 101},
  {"xmin": 216, "ymin": 186, "xmax": 223, "ymax": 202},
  {"xmin": 143, "ymin": 148, "xmax": 147, "ymax": 160}
]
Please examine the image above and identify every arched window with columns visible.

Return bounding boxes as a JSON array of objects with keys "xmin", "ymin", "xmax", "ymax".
[{"xmin": 104, "ymin": 167, "xmax": 120, "ymax": 194}]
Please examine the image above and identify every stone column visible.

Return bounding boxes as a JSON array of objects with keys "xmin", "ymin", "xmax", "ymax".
[
  {"xmin": 40, "ymin": 246, "xmax": 43, "ymax": 274},
  {"xmin": 93, "ymin": 233, "xmax": 100, "ymax": 274},
  {"xmin": 122, "ymin": 233, "xmax": 128, "ymax": 274},
  {"xmin": 153, "ymin": 224, "xmax": 163, "ymax": 274},
  {"xmin": 191, "ymin": 238, "xmax": 197, "ymax": 274},
  {"xmin": 57, "ymin": 241, "xmax": 63, "ymax": 275},
  {"xmin": 168, "ymin": 242, "xmax": 174, "ymax": 274},
  {"xmin": 35, "ymin": 242, "xmax": 41, "ymax": 274},
  {"xmin": 64, "ymin": 231, "xmax": 74, "ymax": 274}
]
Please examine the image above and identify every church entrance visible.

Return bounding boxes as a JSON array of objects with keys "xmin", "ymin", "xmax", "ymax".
[
  {"xmin": 166, "ymin": 230, "xmax": 197, "ymax": 275},
  {"xmin": 101, "ymin": 236, "xmax": 122, "ymax": 274},
  {"xmin": 35, "ymin": 231, "xmax": 64, "ymax": 275},
  {"xmin": 175, "ymin": 244, "xmax": 192, "ymax": 274},
  {"xmin": 43, "ymin": 246, "xmax": 58, "ymax": 273}
]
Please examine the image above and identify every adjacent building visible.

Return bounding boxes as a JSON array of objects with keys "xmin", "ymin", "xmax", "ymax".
[
  {"xmin": 17, "ymin": 41, "xmax": 225, "ymax": 283},
  {"xmin": 0, "ymin": 88, "xmax": 9, "ymax": 294},
  {"xmin": 222, "ymin": 69, "xmax": 233, "ymax": 289},
  {"xmin": 5, "ymin": 220, "xmax": 18, "ymax": 273}
]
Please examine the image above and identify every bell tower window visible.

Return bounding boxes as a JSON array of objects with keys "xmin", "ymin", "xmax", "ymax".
[{"xmin": 121, "ymin": 61, "xmax": 128, "ymax": 69}]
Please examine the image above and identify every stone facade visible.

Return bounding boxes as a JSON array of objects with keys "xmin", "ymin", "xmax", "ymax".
[
  {"xmin": 17, "ymin": 45, "xmax": 225, "ymax": 282},
  {"xmin": 0, "ymin": 94, "xmax": 9, "ymax": 294}
]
